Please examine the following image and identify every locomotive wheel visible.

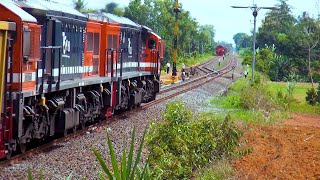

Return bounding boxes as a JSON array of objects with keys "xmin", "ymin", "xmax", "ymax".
[
  {"xmin": 19, "ymin": 143, "xmax": 27, "ymax": 154},
  {"xmin": 81, "ymin": 121, "xmax": 86, "ymax": 129},
  {"xmin": 73, "ymin": 127, "xmax": 77, "ymax": 133},
  {"xmin": 64, "ymin": 129, "xmax": 68, "ymax": 136},
  {"xmin": 5, "ymin": 150, "xmax": 12, "ymax": 160}
]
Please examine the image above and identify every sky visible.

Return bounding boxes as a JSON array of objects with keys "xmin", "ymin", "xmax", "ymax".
[{"xmin": 58, "ymin": 0, "xmax": 318, "ymax": 44}]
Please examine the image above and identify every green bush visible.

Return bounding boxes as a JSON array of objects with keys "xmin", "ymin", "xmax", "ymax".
[
  {"xmin": 239, "ymin": 84, "xmax": 279, "ymax": 113},
  {"xmin": 146, "ymin": 101, "xmax": 242, "ymax": 179},
  {"xmin": 317, "ymin": 83, "xmax": 320, "ymax": 104},
  {"xmin": 306, "ymin": 87, "xmax": 318, "ymax": 106}
]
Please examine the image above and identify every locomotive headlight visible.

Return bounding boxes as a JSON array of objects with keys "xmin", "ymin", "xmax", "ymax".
[
  {"xmin": 40, "ymin": 97, "xmax": 46, "ymax": 106},
  {"xmin": 100, "ymin": 84, "xmax": 103, "ymax": 92}
]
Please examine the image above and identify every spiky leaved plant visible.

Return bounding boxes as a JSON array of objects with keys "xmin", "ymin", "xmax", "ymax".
[{"xmin": 93, "ymin": 127, "xmax": 150, "ymax": 180}]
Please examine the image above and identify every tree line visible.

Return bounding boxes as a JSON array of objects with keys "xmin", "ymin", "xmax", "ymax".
[
  {"xmin": 233, "ymin": 0, "xmax": 320, "ymax": 84},
  {"xmin": 74, "ymin": 0, "xmax": 216, "ymax": 66}
]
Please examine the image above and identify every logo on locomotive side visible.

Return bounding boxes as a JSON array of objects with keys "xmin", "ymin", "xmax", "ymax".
[
  {"xmin": 128, "ymin": 38, "xmax": 132, "ymax": 55},
  {"xmin": 62, "ymin": 32, "xmax": 71, "ymax": 56}
]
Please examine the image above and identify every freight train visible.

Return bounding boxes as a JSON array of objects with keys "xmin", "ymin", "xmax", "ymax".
[{"xmin": 0, "ymin": 0, "xmax": 164, "ymax": 159}]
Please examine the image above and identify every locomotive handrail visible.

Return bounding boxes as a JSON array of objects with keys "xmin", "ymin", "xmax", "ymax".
[
  {"xmin": 119, "ymin": 49, "xmax": 123, "ymax": 77},
  {"xmin": 105, "ymin": 48, "xmax": 118, "ymax": 78},
  {"xmin": 38, "ymin": 46, "xmax": 62, "ymax": 94}
]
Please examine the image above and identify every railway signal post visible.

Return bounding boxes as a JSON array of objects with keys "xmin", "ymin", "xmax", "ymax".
[
  {"xmin": 231, "ymin": 4, "xmax": 278, "ymax": 82},
  {"xmin": 172, "ymin": 0, "xmax": 180, "ymax": 80}
]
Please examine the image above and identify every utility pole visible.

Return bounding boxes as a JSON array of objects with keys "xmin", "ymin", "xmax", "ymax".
[
  {"xmin": 172, "ymin": 0, "xmax": 180, "ymax": 77},
  {"xmin": 231, "ymin": 4, "xmax": 277, "ymax": 82}
]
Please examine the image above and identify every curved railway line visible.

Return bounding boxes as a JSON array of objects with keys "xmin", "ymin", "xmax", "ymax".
[{"xmin": 0, "ymin": 54, "xmax": 238, "ymax": 167}]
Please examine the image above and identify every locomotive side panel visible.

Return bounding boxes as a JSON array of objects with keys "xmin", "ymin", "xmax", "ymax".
[
  {"xmin": 0, "ymin": 21, "xmax": 16, "ymax": 159},
  {"xmin": 119, "ymin": 27, "xmax": 140, "ymax": 74},
  {"xmin": 103, "ymin": 22, "xmax": 120, "ymax": 77},
  {"xmin": 84, "ymin": 20, "xmax": 101, "ymax": 78}
]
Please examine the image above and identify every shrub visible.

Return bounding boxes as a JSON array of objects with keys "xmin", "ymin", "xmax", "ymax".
[
  {"xmin": 306, "ymin": 87, "xmax": 318, "ymax": 106},
  {"xmin": 317, "ymin": 84, "xmax": 320, "ymax": 104},
  {"xmin": 146, "ymin": 101, "xmax": 242, "ymax": 179},
  {"xmin": 239, "ymin": 84, "xmax": 279, "ymax": 113}
]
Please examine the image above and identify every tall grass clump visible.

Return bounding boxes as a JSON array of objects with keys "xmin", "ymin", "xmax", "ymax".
[
  {"xmin": 146, "ymin": 101, "xmax": 242, "ymax": 179},
  {"xmin": 212, "ymin": 74, "xmax": 289, "ymax": 125}
]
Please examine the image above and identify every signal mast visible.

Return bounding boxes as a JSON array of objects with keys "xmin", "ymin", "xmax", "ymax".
[{"xmin": 231, "ymin": 4, "xmax": 278, "ymax": 82}]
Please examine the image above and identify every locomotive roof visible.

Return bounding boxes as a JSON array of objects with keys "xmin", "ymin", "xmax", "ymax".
[
  {"xmin": 0, "ymin": 0, "xmax": 37, "ymax": 23},
  {"xmin": 103, "ymin": 13, "xmax": 140, "ymax": 28},
  {"xmin": 142, "ymin": 25, "xmax": 161, "ymax": 39},
  {"xmin": 84, "ymin": 12, "xmax": 141, "ymax": 28},
  {"xmin": 14, "ymin": 0, "xmax": 86, "ymax": 20},
  {"xmin": 84, "ymin": 12, "xmax": 108, "ymax": 22}
]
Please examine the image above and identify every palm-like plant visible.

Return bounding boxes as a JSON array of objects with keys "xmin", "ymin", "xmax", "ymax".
[{"xmin": 93, "ymin": 128, "xmax": 150, "ymax": 180}]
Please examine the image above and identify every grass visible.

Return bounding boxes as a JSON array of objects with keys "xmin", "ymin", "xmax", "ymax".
[
  {"xmin": 194, "ymin": 159, "xmax": 234, "ymax": 180},
  {"xmin": 210, "ymin": 75, "xmax": 291, "ymax": 125},
  {"xmin": 267, "ymin": 82, "xmax": 320, "ymax": 115}
]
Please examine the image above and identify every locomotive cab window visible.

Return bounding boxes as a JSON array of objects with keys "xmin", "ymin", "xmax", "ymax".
[
  {"xmin": 86, "ymin": 32, "xmax": 93, "ymax": 51},
  {"xmin": 23, "ymin": 27, "xmax": 31, "ymax": 59},
  {"xmin": 148, "ymin": 39, "xmax": 156, "ymax": 50},
  {"xmin": 113, "ymin": 35, "xmax": 118, "ymax": 50},
  {"xmin": 94, "ymin": 33, "xmax": 100, "ymax": 55}
]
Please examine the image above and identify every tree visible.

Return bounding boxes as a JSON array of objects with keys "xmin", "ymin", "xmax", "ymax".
[
  {"xmin": 124, "ymin": 0, "xmax": 216, "ymax": 65},
  {"xmin": 101, "ymin": 2, "xmax": 124, "ymax": 16},
  {"xmin": 73, "ymin": 0, "xmax": 86, "ymax": 11},
  {"xmin": 256, "ymin": 0, "xmax": 296, "ymax": 55},
  {"xmin": 197, "ymin": 25, "xmax": 216, "ymax": 53},
  {"xmin": 233, "ymin": 33, "xmax": 252, "ymax": 51},
  {"xmin": 296, "ymin": 12, "xmax": 320, "ymax": 86},
  {"xmin": 124, "ymin": 0, "xmax": 153, "ymax": 27}
]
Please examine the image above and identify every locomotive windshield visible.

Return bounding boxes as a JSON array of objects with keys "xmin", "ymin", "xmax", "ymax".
[{"xmin": 148, "ymin": 39, "xmax": 156, "ymax": 49}]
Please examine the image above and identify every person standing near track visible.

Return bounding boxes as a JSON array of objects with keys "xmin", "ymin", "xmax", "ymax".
[
  {"xmin": 166, "ymin": 62, "xmax": 170, "ymax": 74},
  {"xmin": 182, "ymin": 62, "xmax": 186, "ymax": 70},
  {"xmin": 244, "ymin": 70, "xmax": 248, "ymax": 78}
]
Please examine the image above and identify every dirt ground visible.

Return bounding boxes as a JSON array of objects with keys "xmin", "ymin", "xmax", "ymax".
[{"xmin": 233, "ymin": 113, "xmax": 320, "ymax": 180}]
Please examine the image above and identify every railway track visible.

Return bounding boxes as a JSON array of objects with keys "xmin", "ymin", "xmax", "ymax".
[
  {"xmin": 159, "ymin": 55, "xmax": 232, "ymax": 95},
  {"xmin": 0, "ymin": 55, "xmax": 238, "ymax": 167},
  {"xmin": 146, "ymin": 55, "xmax": 237, "ymax": 108}
]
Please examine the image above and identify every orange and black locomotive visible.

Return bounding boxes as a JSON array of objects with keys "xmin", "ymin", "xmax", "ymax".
[{"xmin": 0, "ymin": 0, "xmax": 164, "ymax": 159}]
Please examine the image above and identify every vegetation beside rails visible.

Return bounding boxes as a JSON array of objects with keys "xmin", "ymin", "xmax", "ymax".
[
  {"xmin": 267, "ymin": 82, "xmax": 320, "ymax": 115},
  {"xmin": 146, "ymin": 101, "xmax": 242, "ymax": 179},
  {"xmin": 27, "ymin": 101, "xmax": 243, "ymax": 180},
  {"xmin": 211, "ymin": 74, "xmax": 291, "ymax": 125}
]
